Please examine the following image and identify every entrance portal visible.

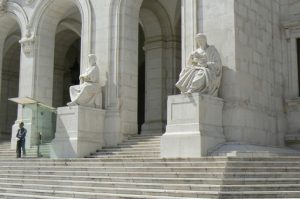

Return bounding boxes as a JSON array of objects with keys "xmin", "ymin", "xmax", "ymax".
[{"xmin": 0, "ymin": 22, "xmax": 21, "ymax": 140}]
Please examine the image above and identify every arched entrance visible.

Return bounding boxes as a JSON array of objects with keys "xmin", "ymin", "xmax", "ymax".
[
  {"xmin": 35, "ymin": 0, "xmax": 83, "ymax": 107},
  {"xmin": 0, "ymin": 15, "xmax": 21, "ymax": 140},
  {"xmin": 52, "ymin": 18, "xmax": 81, "ymax": 108},
  {"xmin": 108, "ymin": 0, "xmax": 181, "ymax": 138}
]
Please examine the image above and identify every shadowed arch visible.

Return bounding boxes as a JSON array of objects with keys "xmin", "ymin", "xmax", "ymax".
[{"xmin": 31, "ymin": 0, "xmax": 91, "ymax": 68}]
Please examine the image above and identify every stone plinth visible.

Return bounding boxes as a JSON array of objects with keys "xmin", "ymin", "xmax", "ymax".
[
  {"xmin": 51, "ymin": 106, "xmax": 105, "ymax": 158},
  {"xmin": 161, "ymin": 93, "xmax": 225, "ymax": 157}
]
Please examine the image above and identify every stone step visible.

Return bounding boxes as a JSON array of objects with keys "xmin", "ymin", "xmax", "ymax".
[
  {"xmin": 4, "ymin": 160, "xmax": 300, "ymax": 167},
  {"xmin": 0, "ymin": 186, "xmax": 300, "ymax": 198},
  {"xmin": 102, "ymin": 145, "xmax": 160, "ymax": 150},
  {"xmin": 0, "ymin": 161, "xmax": 230, "ymax": 167},
  {"xmin": 0, "ymin": 146, "xmax": 11, "ymax": 149},
  {"xmin": 2, "ymin": 164, "xmax": 300, "ymax": 172},
  {"xmin": 0, "ymin": 165, "xmax": 228, "ymax": 172},
  {"xmin": 121, "ymin": 142, "xmax": 161, "ymax": 147},
  {"xmin": 87, "ymin": 155, "xmax": 159, "ymax": 158},
  {"xmin": 130, "ymin": 133, "xmax": 162, "ymax": 137},
  {"xmin": 1, "ymin": 173, "xmax": 300, "ymax": 185},
  {"xmin": 0, "ymin": 189, "xmax": 203, "ymax": 199},
  {"xmin": 0, "ymin": 193, "xmax": 86, "ymax": 199},
  {"xmin": 127, "ymin": 136, "xmax": 161, "ymax": 140},
  {"xmin": 94, "ymin": 149, "xmax": 161, "ymax": 153},
  {"xmin": 0, "ymin": 186, "xmax": 213, "ymax": 198},
  {"xmin": 115, "ymin": 144, "xmax": 160, "ymax": 149},
  {"xmin": 0, "ymin": 150, "xmax": 45, "ymax": 155},
  {"xmin": 2, "ymin": 178, "xmax": 300, "ymax": 192},
  {"xmin": 0, "ymin": 157, "xmax": 227, "ymax": 162},
  {"xmin": 92, "ymin": 151, "xmax": 160, "ymax": 156},
  {"xmin": 99, "ymin": 148, "xmax": 161, "ymax": 152},
  {"xmin": 1, "ymin": 170, "xmax": 300, "ymax": 179}
]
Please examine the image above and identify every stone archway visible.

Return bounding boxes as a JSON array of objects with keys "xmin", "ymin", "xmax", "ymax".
[
  {"xmin": 0, "ymin": 15, "xmax": 21, "ymax": 140},
  {"xmin": 52, "ymin": 18, "xmax": 82, "ymax": 108},
  {"xmin": 35, "ymin": 0, "xmax": 83, "ymax": 106},
  {"xmin": 107, "ymin": 0, "xmax": 181, "ymax": 141}
]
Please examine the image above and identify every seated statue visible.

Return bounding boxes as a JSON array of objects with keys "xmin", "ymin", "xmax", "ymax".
[
  {"xmin": 67, "ymin": 54, "xmax": 102, "ymax": 108},
  {"xmin": 175, "ymin": 33, "xmax": 222, "ymax": 96}
]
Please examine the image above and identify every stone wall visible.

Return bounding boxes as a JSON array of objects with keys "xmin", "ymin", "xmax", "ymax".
[
  {"xmin": 227, "ymin": 0, "xmax": 286, "ymax": 146},
  {"xmin": 198, "ymin": 0, "xmax": 287, "ymax": 147}
]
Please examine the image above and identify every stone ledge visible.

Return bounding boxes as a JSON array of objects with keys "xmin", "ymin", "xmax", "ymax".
[{"xmin": 211, "ymin": 142, "xmax": 300, "ymax": 157}]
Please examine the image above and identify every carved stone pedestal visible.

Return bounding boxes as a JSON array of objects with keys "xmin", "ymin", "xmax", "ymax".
[
  {"xmin": 51, "ymin": 106, "xmax": 105, "ymax": 158},
  {"xmin": 161, "ymin": 93, "xmax": 225, "ymax": 157}
]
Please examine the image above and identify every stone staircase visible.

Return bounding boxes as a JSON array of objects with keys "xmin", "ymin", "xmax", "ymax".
[
  {"xmin": 0, "ymin": 140, "xmax": 50, "ymax": 158},
  {"xmin": 0, "ymin": 135, "xmax": 300, "ymax": 198}
]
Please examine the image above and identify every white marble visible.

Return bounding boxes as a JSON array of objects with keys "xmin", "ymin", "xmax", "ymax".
[
  {"xmin": 51, "ymin": 106, "xmax": 105, "ymax": 158},
  {"xmin": 161, "ymin": 93, "xmax": 225, "ymax": 157},
  {"xmin": 67, "ymin": 54, "xmax": 102, "ymax": 108},
  {"xmin": 1, "ymin": 0, "xmax": 300, "ymax": 156},
  {"xmin": 176, "ymin": 33, "xmax": 222, "ymax": 96},
  {"xmin": 210, "ymin": 142, "xmax": 300, "ymax": 157}
]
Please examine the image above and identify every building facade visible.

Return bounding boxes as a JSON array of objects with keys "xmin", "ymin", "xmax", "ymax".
[{"xmin": 0, "ymin": 0, "xmax": 300, "ymax": 155}]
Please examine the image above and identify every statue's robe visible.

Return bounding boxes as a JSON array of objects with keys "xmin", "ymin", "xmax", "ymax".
[
  {"xmin": 176, "ymin": 45, "xmax": 222, "ymax": 96},
  {"xmin": 69, "ymin": 65, "xmax": 101, "ymax": 108}
]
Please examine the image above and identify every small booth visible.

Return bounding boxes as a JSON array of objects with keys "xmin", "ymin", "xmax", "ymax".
[{"xmin": 9, "ymin": 97, "xmax": 56, "ymax": 157}]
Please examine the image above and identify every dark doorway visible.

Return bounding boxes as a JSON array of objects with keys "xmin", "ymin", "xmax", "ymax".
[
  {"xmin": 0, "ymin": 35, "xmax": 21, "ymax": 140},
  {"xmin": 52, "ymin": 30, "xmax": 81, "ymax": 108},
  {"xmin": 138, "ymin": 25, "xmax": 145, "ymax": 134}
]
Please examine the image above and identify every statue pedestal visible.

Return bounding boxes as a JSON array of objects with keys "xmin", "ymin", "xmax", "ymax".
[
  {"xmin": 51, "ymin": 106, "xmax": 105, "ymax": 158},
  {"xmin": 161, "ymin": 93, "xmax": 225, "ymax": 157}
]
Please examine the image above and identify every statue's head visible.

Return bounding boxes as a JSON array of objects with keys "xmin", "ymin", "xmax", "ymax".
[
  {"xmin": 88, "ymin": 54, "xmax": 97, "ymax": 66},
  {"xmin": 195, "ymin": 33, "xmax": 207, "ymax": 49}
]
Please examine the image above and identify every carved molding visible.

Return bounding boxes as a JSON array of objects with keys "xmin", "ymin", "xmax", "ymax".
[{"xmin": 19, "ymin": 29, "xmax": 35, "ymax": 56}]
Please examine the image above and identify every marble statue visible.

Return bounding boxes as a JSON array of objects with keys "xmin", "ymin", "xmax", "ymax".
[
  {"xmin": 175, "ymin": 33, "xmax": 222, "ymax": 96},
  {"xmin": 67, "ymin": 54, "xmax": 102, "ymax": 108}
]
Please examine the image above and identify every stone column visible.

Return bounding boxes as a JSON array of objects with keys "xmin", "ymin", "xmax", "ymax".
[
  {"xmin": 181, "ymin": 0, "xmax": 198, "ymax": 68},
  {"xmin": 141, "ymin": 40, "xmax": 166, "ymax": 134},
  {"xmin": 10, "ymin": 30, "xmax": 37, "ymax": 149}
]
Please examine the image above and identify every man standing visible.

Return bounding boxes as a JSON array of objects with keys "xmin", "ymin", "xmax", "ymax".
[{"xmin": 16, "ymin": 122, "xmax": 27, "ymax": 158}]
